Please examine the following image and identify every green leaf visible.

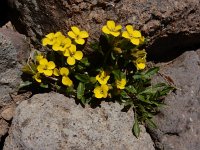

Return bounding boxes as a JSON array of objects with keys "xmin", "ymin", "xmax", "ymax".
[
  {"xmin": 19, "ymin": 81, "xmax": 32, "ymax": 89},
  {"xmin": 137, "ymin": 95, "xmax": 152, "ymax": 104},
  {"xmin": 112, "ymin": 70, "xmax": 126, "ymax": 80},
  {"xmin": 145, "ymin": 119, "xmax": 157, "ymax": 129},
  {"xmin": 90, "ymin": 77, "xmax": 97, "ymax": 84},
  {"xmin": 75, "ymin": 74, "xmax": 90, "ymax": 83},
  {"xmin": 159, "ymin": 86, "xmax": 174, "ymax": 96},
  {"xmin": 132, "ymin": 115, "xmax": 140, "ymax": 138},
  {"xmin": 112, "ymin": 70, "xmax": 121, "ymax": 80},
  {"xmin": 80, "ymin": 97, "xmax": 86, "ymax": 105},
  {"xmin": 111, "ymin": 51, "xmax": 116, "ymax": 60},
  {"xmin": 80, "ymin": 58, "xmax": 90, "ymax": 66},
  {"xmin": 144, "ymin": 67, "xmax": 159, "ymax": 79},
  {"xmin": 22, "ymin": 62, "xmax": 37, "ymax": 75},
  {"xmin": 77, "ymin": 82, "xmax": 85, "ymax": 100},
  {"xmin": 40, "ymin": 83, "xmax": 49, "ymax": 88},
  {"xmin": 121, "ymin": 90, "xmax": 130, "ymax": 99},
  {"xmin": 125, "ymin": 85, "xmax": 137, "ymax": 94}
]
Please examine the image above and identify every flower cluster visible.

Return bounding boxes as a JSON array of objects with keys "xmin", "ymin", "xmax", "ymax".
[
  {"xmin": 31, "ymin": 26, "xmax": 89, "ymax": 86},
  {"xmin": 101, "ymin": 20, "xmax": 146, "ymax": 70},
  {"xmin": 22, "ymin": 20, "xmax": 173, "ymax": 138}
]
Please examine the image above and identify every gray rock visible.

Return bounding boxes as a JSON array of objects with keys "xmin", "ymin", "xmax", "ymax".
[
  {"xmin": 0, "ymin": 28, "xmax": 29, "ymax": 107},
  {"xmin": 148, "ymin": 49, "xmax": 200, "ymax": 150},
  {"xmin": 4, "ymin": 93, "xmax": 155, "ymax": 150}
]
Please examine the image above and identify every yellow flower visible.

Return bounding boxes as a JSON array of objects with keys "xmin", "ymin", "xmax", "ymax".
[
  {"xmin": 132, "ymin": 49, "xmax": 147, "ymax": 59},
  {"xmin": 102, "ymin": 20, "xmax": 122, "ymax": 37},
  {"xmin": 135, "ymin": 58, "xmax": 146, "ymax": 70},
  {"xmin": 53, "ymin": 68, "xmax": 60, "ymax": 76},
  {"xmin": 33, "ymin": 73, "xmax": 41, "ymax": 83},
  {"xmin": 116, "ymin": 79, "xmax": 126, "ymax": 89},
  {"xmin": 62, "ymin": 76, "xmax": 73, "ymax": 86},
  {"xmin": 68, "ymin": 26, "xmax": 89, "ymax": 45},
  {"xmin": 96, "ymin": 71, "xmax": 110, "ymax": 85},
  {"xmin": 56, "ymin": 67, "xmax": 72, "ymax": 86},
  {"xmin": 93, "ymin": 84, "xmax": 109, "ymax": 99},
  {"xmin": 53, "ymin": 67, "xmax": 70, "ymax": 77},
  {"xmin": 36, "ymin": 54, "xmax": 44, "ymax": 62},
  {"xmin": 122, "ymin": 25, "xmax": 142, "ymax": 45},
  {"xmin": 37, "ymin": 58, "xmax": 56, "ymax": 76},
  {"xmin": 42, "ymin": 32, "xmax": 64, "ymax": 46},
  {"xmin": 52, "ymin": 37, "xmax": 72, "ymax": 51},
  {"xmin": 60, "ymin": 67, "xmax": 69, "ymax": 76},
  {"xmin": 64, "ymin": 46, "xmax": 83, "ymax": 66}
]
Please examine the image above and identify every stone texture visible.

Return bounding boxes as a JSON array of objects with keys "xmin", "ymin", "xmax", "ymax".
[
  {"xmin": 1, "ymin": 106, "xmax": 15, "ymax": 121},
  {"xmin": 0, "ymin": 119, "xmax": 9, "ymax": 140},
  {"xmin": 0, "ymin": 28, "xmax": 29, "ymax": 142},
  {"xmin": 4, "ymin": 93, "xmax": 155, "ymax": 150},
  {"xmin": 0, "ymin": 28, "xmax": 29, "ymax": 107},
  {"xmin": 7, "ymin": 0, "xmax": 200, "ymax": 58},
  {"xmin": 148, "ymin": 49, "xmax": 200, "ymax": 150}
]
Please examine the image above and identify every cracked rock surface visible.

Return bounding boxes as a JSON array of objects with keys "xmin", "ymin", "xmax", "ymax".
[
  {"xmin": 7, "ymin": 0, "xmax": 200, "ymax": 58},
  {"xmin": 4, "ymin": 93, "xmax": 155, "ymax": 150},
  {"xmin": 149, "ymin": 49, "xmax": 200, "ymax": 150}
]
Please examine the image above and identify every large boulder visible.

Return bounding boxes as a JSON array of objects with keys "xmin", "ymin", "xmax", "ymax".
[
  {"xmin": 7, "ymin": 0, "xmax": 200, "ymax": 60},
  {"xmin": 0, "ymin": 28, "xmax": 29, "ymax": 141},
  {"xmin": 0, "ymin": 28, "xmax": 29, "ymax": 107},
  {"xmin": 148, "ymin": 49, "xmax": 200, "ymax": 150},
  {"xmin": 4, "ymin": 93, "xmax": 154, "ymax": 150}
]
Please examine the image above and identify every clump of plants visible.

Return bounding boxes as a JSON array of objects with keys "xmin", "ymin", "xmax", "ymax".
[{"xmin": 21, "ymin": 20, "xmax": 173, "ymax": 137}]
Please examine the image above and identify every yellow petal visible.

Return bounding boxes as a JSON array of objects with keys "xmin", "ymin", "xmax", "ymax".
[
  {"xmin": 69, "ymin": 44, "xmax": 76, "ymax": 53},
  {"xmin": 60, "ymin": 67, "xmax": 69, "ymax": 76},
  {"xmin": 136, "ymin": 58, "xmax": 146, "ymax": 70},
  {"xmin": 33, "ymin": 73, "xmax": 41, "ymax": 83},
  {"xmin": 102, "ymin": 26, "xmax": 110, "ymax": 34},
  {"xmin": 115, "ymin": 25, "xmax": 122, "ymax": 31},
  {"xmin": 63, "ymin": 49, "xmax": 70, "ymax": 57},
  {"xmin": 62, "ymin": 76, "xmax": 73, "ymax": 86},
  {"xmin": 110, "ymin": 31, "xmax": 120, "ymax": 37},
  {"xmin": 131, "ymin": 38, "xmax": 140, "ymax": 45},
  {"xmin": 126, "ymin": 25, "xmax": 134, "ymax": 33},
  {"xmin": 68, "ymin": 31, "xmax": 76, "ymax": 39},
  {"xmin": 132, "ymin": 30, "xmax": 141, "ymax": 38},
  {"xmin": 47, "ymin": 61, "xmax": 56, "ymax": 70},
  {"xmin": 39, "ymin": 58, "xmax": 48, "ymax": 65},
  {"xmin": 107, "ymin": 20, "xmax": 115, "ymax": 30},
  {"xmin": 67, "ymin": 57, "xmax": 76, "ymax": 65},
  {"xmin": 36, "ymin": 55, "xmax": 43, "ymax": 62},
  {"xmin": 37, "ymin": 65, "xmax": 44, "ymax": 73},
  {"xmin": 93, "ymin": 86, "xmax": 103, "ymax": 99},
  {"xmin": 74, "ymin": 51, "xmax": 83, "ymax": 60},
  {"xmin": 75, "ymin": 38, "xmax": 85, "ymax": 45},
  {"xmin": 122, "ymin": 31, "xmax": 130, "ymax": 39},
  {"xmin": 53, "ymin": 68, "xmax": 60, "ymax": 76},
  {"xmin": 54, "ymin": 32, "xmax": 63, "ymax": 37},
  {"xmin": 52, "ymin": 43, "xmax": 61, "ymax": 51},
  {"xmin": 102, "ymin": 84, "xmax": 109, "ymax": 98},
  {"xmin": 43, "ymin": 70, "xmax": 53, "ymax": 76},
  {"xmin": 42, "ymin": 38, "xmax": 50, "ymax": 46},
  {"xmin": 46, "ymin": 33, "xmax": 55, "ymax": 39},
  {"xmin": 71, "ymin": 26, "xmax": 80, "ymax": 35},
  {"xmin": 79, "ymin": 31, "xmax": 89, "ymax": 38},
  {"xmin": 102, "ymin": 84, "xmax": 109, "ymax": 92},
  {"xmin": 64, "ymin": 38, "xmax": 72, "ymax": 47},
  {"xmin": 137, "ymin": 63, "xmax": 146, "ymax": 70}
]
